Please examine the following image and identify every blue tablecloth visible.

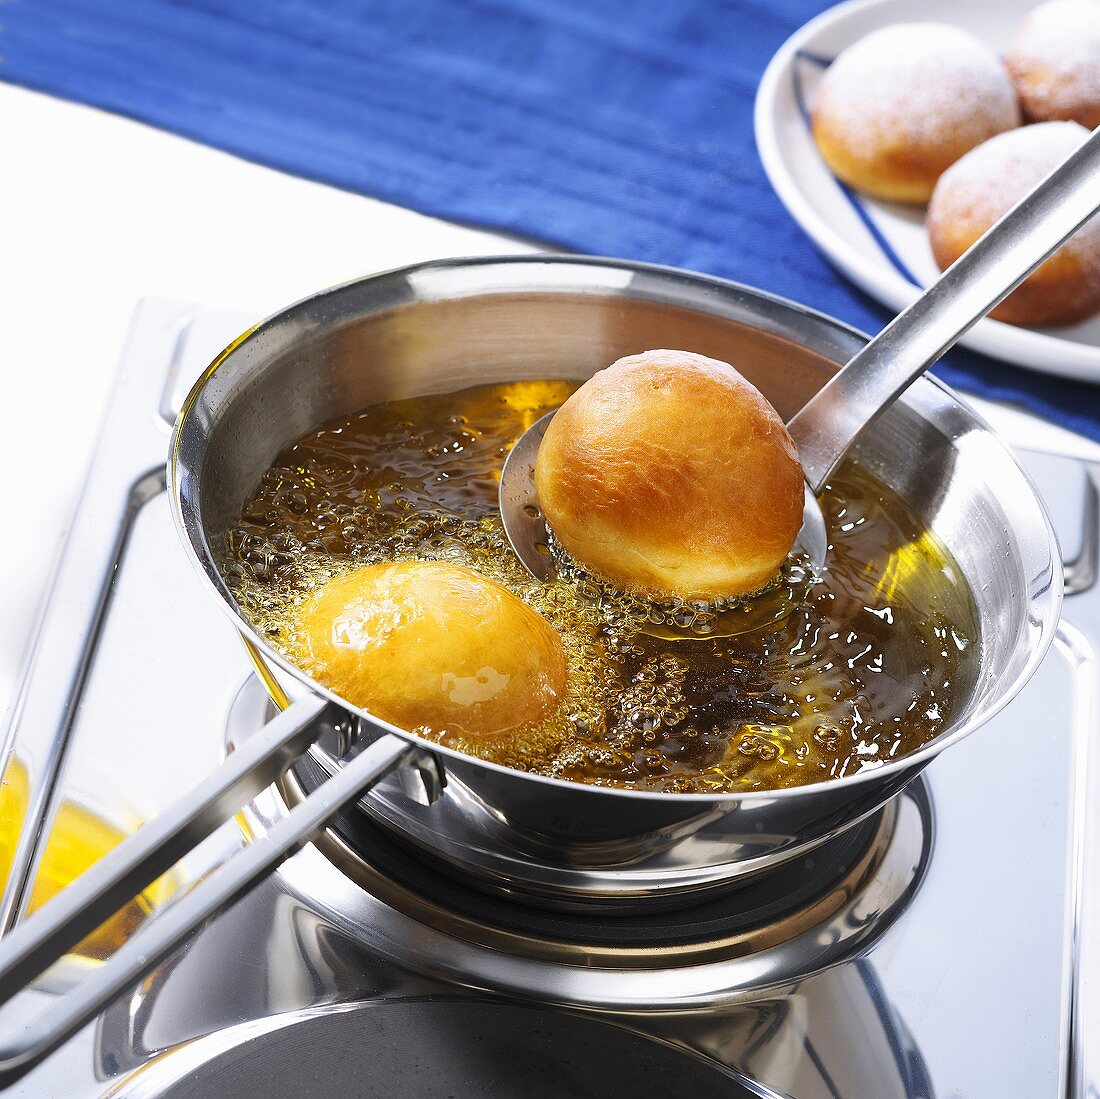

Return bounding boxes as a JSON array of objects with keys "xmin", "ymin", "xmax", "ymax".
[{"xmin": 3, "ymin": 0, "xmax": 1098, "ymax": 439}]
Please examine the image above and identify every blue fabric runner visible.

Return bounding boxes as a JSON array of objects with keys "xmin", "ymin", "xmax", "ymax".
[{"xmin": 3, "ymin": 0, "xmax": 1098, "ymax": 439}]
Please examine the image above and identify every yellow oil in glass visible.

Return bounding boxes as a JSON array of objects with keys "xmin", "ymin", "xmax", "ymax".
[{"xmin": 1, "ymin": 754, "xmax": 176, "ymax": 960}]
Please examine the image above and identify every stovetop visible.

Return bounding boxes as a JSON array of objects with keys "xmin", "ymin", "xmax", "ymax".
[{"xmin": 1, "ymin": 299, "xmax": 1098, "ymax": 1098}]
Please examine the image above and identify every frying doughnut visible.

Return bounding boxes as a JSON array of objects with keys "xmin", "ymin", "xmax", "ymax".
[
  {"xmin": 297, "ymin": 561, "xmax": 568, "ymax": 737},
  {"xmin": 534, "ymin": 350, "xmax": 804, "ymax": 600}
]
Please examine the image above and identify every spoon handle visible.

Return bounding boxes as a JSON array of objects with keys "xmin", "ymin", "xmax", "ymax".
[{"xmin": 788, "ymin": 126, "xmax": 1100, "ymax": 493}]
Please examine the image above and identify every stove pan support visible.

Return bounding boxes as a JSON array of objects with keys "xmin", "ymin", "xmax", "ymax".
[
  {"xmin": 1059, "ymin": 540, "xmax": 1100, "ymax": 1098},
  {"xmin": 0, "ymin": 300, "xmax": 204, "ymax": 938}
]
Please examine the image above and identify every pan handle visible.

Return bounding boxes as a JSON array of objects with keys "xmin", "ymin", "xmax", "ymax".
[{"xmin": 0, "ymin": 696, "xmax": 434, "ymax": 1085}]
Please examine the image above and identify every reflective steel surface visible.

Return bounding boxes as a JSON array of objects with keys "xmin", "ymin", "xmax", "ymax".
[{"xmin": 0, "ymin": 298, "xmax": 1097, "ymax": 1097}]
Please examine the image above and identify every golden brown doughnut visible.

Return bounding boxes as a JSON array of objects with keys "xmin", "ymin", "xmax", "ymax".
[
  {"xmin": 295, "ymin": 561, "xmax": 567, "ymax": 737},
  {"xmin": 812, "ymin": 23, "xmax": 1020, "ymax": 204},
  {"xmin": 533, "ymin": 350, "xmax": 804, "ymax": 600},
  {"xmin": 927, "ymin": 121, "xmax": 1100, "ymax": 327},
  {"xmin": 1006, "ymin": 0, "xmax": 1100, "ymax": 130}
]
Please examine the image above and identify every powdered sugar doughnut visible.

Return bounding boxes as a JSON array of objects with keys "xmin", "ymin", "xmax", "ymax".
[
  {"xmin": 1006, "ymin": 0, "xmax": 1100, "ymax": 129},
  {"xmin": 812, "ymin": 23, "xmax": 1020, "ymax": 204},
  {"xmin": 927, "ymin": 122, "xmax": 1100, "ymax": 327}
]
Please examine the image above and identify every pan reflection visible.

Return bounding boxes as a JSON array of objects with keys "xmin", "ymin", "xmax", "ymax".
[
  {"xmin": 104, "ymin": 921, "xmax": 932, "ymax": 1099},
  {"xmin": 679, "ymin": 962, "xmax": 934, "ymax": 1099}
]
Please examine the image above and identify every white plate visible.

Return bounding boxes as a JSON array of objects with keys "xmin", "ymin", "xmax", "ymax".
[{"xmin": 754, "ymin": 0, "xmax": 1100, "ymax": 383}]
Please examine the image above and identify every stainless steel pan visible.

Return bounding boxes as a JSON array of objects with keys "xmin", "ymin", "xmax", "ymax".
[
  {"xmin": 0, "ymin": 255, "xmax": 1064, "ymax": 1083},
  {"xmin": 172, "ymin": 256, "xmax": 1061, "ymax": 904}
]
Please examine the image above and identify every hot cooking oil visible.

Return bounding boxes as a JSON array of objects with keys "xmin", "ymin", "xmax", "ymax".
[{"xmin": 220, "ymin": 380, "xmax": 978, "ymax": 793}]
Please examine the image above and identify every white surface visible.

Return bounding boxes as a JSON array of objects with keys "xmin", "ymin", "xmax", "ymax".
[
  {"xmin": 754, "ymin": 0, "xmax": 1100, "ymax": 382},
  {"xmin": 0, "ymin": 84, "xmax": 529, "ymax": 718}
]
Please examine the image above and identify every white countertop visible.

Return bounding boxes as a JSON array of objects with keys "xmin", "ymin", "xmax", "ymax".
[{"xmin": 0, "ymin": 84, "xmax": 528, "ymax": 717}]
